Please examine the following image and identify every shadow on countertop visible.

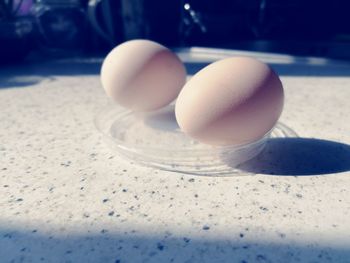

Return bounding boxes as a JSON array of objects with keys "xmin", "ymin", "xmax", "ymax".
[
  {"xmin": 236, "ymin": 138, "xmax": 350, "ymax": 176},
  {"xmin": 0, "ymin": 58, "xmax": 103, "ymax": 89},
  {"xmin": 0, "ymin": 227, "xmax": 349, "ymax": 263}
]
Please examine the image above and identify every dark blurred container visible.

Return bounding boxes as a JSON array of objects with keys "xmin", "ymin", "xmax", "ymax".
[
  {"xmin": 0, "ymin": 0, "xmax": 34, "ymax": 64},
  {"xmin": 33, "ymin": 0, "xmax": 88, "ymax": 52}
]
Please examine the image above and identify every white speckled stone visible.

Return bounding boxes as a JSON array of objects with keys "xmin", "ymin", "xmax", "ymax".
[{"xmin": 0, "ymin": 51, "xmax": 350, "ymax": 263}]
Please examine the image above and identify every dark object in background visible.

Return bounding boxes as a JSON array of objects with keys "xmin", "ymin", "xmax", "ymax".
[
  {"xmin": 0, "ymin": 0, "xmax": 34, "ymax": 64},
  {"xmin": 182, "ymin": 0, "xmax": 350, "ymax": 43},
  {"xmin": 87, "ymin": 0, "xmax": 123, "ymax": 48},
  {"xmin": 1, "ymin": 0, "xmax": 350, "ymax": 61},
  {"xmin": 88, "ymin": 0, "xmax": 181, "ymax": 47},
  {"xmin": 86, "ymin": 0, "xmax": 350, "ymax": 58},
  {"xmin": 180, "ymin": 0, "xmax": 256, "ymax": 45},
  {"xmin": 179, "ymin": 0, "xmax": 350, "ymax": 59},
  {"xmin": 33, "ymin": 0, "xmax": 88, "ymax": 51},
  {"xmin": 143, "ymin": 0, "xmax": 181, "ymax": 46}
]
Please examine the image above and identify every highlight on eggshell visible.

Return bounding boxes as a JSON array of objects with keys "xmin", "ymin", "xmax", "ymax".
[
  {"xmin": 100, "ymin": 39, "xmax": 187, "ymax": 111},
  {"xmin": 175, "ymin": 56, "xmax": 284, "ymax": 146}
]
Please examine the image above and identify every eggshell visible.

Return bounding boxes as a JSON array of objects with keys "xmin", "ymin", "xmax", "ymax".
[
  {"xmin": 101, "ymin": 39, "xmax": 186, "ymax": 111},
  {"xmin": 175, "ymin": 57, "xmax": 284, "ymax": 146}
]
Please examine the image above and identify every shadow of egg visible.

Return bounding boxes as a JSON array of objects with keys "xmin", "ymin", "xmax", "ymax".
[{"xmin": 236, "ymin": 138, "xmax": 350, "ymax": 176}]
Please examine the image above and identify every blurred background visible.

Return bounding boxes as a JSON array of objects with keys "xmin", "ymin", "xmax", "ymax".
[{"xmin": 1, "ymin": 0, "xmax": 350, "ymax": 64}]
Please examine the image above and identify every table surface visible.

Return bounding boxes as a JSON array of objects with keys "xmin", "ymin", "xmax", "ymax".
[{"xmin": 1, "ymin": 48, "xmax": 350, "ymax": 263}]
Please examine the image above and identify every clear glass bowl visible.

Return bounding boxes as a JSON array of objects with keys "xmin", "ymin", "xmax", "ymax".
[{"xmin": 94, "ymin": 104, "xmax": 298, "ymax": 176}]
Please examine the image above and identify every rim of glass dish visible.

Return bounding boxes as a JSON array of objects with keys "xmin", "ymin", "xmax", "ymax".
[{"xmin": 94, "ymin": 104, "xmax": 280, "ymax": 154}]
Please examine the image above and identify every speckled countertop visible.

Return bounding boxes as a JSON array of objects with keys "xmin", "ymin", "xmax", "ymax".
[{"xmin": 0, "ymin": 48, "xmax": 350, "ymax": 263}]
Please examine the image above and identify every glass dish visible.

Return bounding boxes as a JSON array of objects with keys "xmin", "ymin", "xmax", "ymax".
[{"xmin": 94, "ymin": 104, "xmax": 298, "ymax": 176}]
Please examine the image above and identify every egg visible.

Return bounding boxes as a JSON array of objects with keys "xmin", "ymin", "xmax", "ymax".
[
  {"xmin": 101, "ymin": 39, "xmax": 186, "ymax": 111},
  {"xmin": 175, "ymin": 57, "xmax": 284, "ymax": 146}
]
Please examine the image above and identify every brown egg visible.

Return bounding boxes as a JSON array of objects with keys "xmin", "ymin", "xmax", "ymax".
[
  {"xmin": 175, "ymin": 57, "xmax": 284, "ymax": 146},
  {"xmin": 101, "ymin": 39, "xmax": 186, "ymax": 111}
]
